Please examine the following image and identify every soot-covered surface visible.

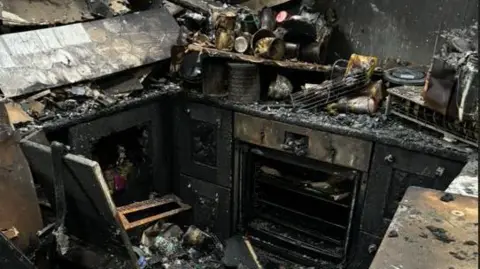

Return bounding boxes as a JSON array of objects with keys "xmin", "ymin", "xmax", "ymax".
[{"xmin": 185, "ymin": 92, "xmax": 472, "ymax": 161}]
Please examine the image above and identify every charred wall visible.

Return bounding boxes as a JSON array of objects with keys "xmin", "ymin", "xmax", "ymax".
[{"xmin": 324, "ymin": 0, "xmax": 478, "ymax": 64}]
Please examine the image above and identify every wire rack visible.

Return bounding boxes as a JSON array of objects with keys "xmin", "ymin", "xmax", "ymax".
[
  {"xmin": 388, "ymin": 94, "xmax": 478, "ymax": 147},
  {"xmin": 290, "ymin": 71, "xmax": 369, "ymax": 112}
]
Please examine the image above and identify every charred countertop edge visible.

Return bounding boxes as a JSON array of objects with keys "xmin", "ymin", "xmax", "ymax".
[
  {"xmin": 446, "ymin": 154, "xmax": 479, "ymax": 197},
  {"xmin": 38, "ymin": 87, "xmax": 471, "ymax": 162},
  {"xmin": 183, "ymin": 93, "xmax": 471, "ymax": 162},
  {"xmin": 42, "ymin": 89, "xmax": 180, "ymax": 132}
]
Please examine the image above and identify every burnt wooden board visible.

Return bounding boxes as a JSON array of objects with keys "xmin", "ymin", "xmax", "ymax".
[
  {"xmin": 187, "ymin": 44, "xmax": 333, "ymax": 73},
  {"xmin": 0, "ymin": 102, "xmax": 43, "ymax": 251},
  {"xmin": 0, "ymin": 8, "xmax": 179, "ymax": 98},
  {"xmin": 370, "ymin": 186, "xmax": 478, "ymax": 269},
  {"xmin": 20, "ymin": 140, "xmax": 137, "ymax": 268}
]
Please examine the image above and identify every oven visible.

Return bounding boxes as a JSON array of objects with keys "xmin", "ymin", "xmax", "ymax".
[{"xmin": 233, "ymin": 113, "xmax": 372, "ymax": 267}]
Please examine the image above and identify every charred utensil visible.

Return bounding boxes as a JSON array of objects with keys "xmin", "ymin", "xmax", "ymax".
[{"xmin": 251, "ymin": 28, "xmax": 275, "ymax": 50}]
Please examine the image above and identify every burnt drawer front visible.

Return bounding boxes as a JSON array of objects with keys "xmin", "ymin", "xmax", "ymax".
[
  {"xmin": 234, "ymin": 113, "xmax": 373, "ymax": 171},
  {"xmin": 361, "ymin": 144, "xmax": 466, "ymax": 237},
  {"xmin": 347, "ymin": 231, "xmax": 382, "ymax": 269},
  {"xmin": 176, "ymin": 174, "xmax": 231, "ymax": 240},
  {"xmin": 175, "ymin": 102, "xmax": 232, "ymax": 188}
]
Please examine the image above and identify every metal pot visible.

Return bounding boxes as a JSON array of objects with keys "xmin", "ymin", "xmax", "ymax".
[
  {"xmin": 284, "ymin": 42, "xmax": 300, "ymax": 59},
  {"xmin": 299, "ymin": 42, "xmax": 322, "ymax": 63},
  {"xmin": 254, "ymin": 37, "xmax": 286, "ymax": 60},
  {"xmin": 251, "ymin": 28, "xmax": 275, "ymax": 51}
]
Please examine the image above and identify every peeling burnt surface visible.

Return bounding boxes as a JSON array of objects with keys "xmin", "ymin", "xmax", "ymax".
[{"xmin": 184, "ymin": 92, "xmax": 471, "ymax": 160}]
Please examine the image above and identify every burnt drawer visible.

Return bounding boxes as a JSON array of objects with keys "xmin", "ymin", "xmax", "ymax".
[
  {"xmin": 361, "ymin": 143, "xmax": 466, "ymax": 237},
  {"xmin": 234, "ymin": 113, "xmax": 373, "ymax": 171},
  {"xmin": 174, "ymin": 102, "xmax": 233, "ymax": 188},
  {"xmin": 175, "ymin": 174, "xmax": 231, "ymax": 240}
]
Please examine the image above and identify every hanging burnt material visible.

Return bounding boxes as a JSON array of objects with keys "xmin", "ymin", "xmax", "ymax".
[
  {"xmin": 227, "ymin": 62, "xmax": 261, "ymax": 103},
  {"xmin": 202, "ymin": 58, "xmax": 227, "ymax": 97},
  {"xmin": 290, "ymin": 71, "xmax": 369, "ymax": 111}
]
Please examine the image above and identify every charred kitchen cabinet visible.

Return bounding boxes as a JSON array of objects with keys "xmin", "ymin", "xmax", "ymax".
[
  {"xmin": 174, "ymin": 102, "xmax": 233, "ymax": 188},
  {"xmin": 360, "ymin": 144, "xmax": 466, "ymax": 238},
  {"xmin": 347, "ymin": 231, "xmax": 382, "ymax": 269},
  {"xmin": 173, "ymin": 101, "xmax": 233, "ymax": 240}
]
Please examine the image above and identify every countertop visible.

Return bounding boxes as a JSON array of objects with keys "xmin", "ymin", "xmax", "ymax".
[
  {"xmin": 36, "ymin": 87, "xmax": 477, "ymax": 187},
  {"xmin": 184, "ymin": 92, "xmax": 474, "ymax": 162},
  {"xmin": 369, "ymin": 186, "xmax": 478, "ymax": 269}
]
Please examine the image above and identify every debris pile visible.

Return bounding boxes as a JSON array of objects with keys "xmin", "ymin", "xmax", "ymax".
[{"xmin": 134, "ymin": 223, "xmax": 224, "ymax": 269}]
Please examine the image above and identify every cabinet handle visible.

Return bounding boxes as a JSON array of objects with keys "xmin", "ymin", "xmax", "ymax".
[
  {"xmin": 435, "ymin": 166, "xmax": 445, "ymax": 177},
  {"xmin": 368, "ymin": 244, "xmax": 378, "ymax": 254},
  {"xmin": 185, "ymin": 108, "xmax": 191, "ymax": 114},
  {"xmin": 384, "ymin": 154, "xmax": 394, "ymax": 163}
]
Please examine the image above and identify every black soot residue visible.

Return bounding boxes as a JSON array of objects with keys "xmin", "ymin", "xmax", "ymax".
[
  {"xmin": 440, "ymin": 193, "xmax": 455, "ymax": 202},
  {"xmin": 425, "ymin": 226, "xmax": 455, "ymax": 243}
]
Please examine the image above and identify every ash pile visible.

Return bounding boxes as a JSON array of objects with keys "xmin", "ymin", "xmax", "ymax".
[{"xmin": 133, "ymin": 223, "xmax": 225, "ymax": 269}]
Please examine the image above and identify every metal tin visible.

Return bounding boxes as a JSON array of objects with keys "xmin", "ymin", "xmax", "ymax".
[
  {"xmin": 284, "ymin": 42, "xmax": 300, "ymax": 59},
  {"xmin": 234, "ymin": 36, "xmax": 250, "ymax": 53},
  {"xmin": 227, "ymin": 62, "xmax": 261, "ymax": 103}
]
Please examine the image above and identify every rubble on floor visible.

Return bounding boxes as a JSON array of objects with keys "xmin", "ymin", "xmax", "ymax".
[{"xmin": 134, "ymin": 223, "xmax": 224, "ymax": 268}]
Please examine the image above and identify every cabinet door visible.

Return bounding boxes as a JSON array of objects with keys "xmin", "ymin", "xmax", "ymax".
[
  {"xmin": 174, "ymin": 102, "xmax": 233, "ymax": 188},
  {"xmin": 361, "ymin": 144, "xmax": 465, "ymax": 237},
  {"xmin": 176, "ymin": 174, "xmax": 231, "ymax": 240},
  {"xmin": 347, "ymin": 231, "xmax": 382, "ymax": 269}
]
